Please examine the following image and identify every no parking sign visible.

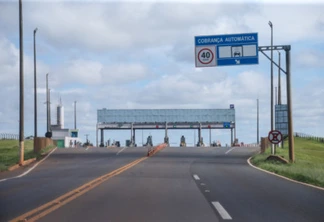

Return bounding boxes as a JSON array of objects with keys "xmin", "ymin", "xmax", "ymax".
[{"xmin": 268, "ymin": 130, "xmax": 283, "ymax": 144}]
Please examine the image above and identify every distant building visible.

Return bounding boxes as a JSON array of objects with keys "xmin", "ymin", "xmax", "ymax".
[
  {"xmin": 51, "ymin": 98, "xmax": 80, "ymax": 148},
  {"xmin": 57, "ymin": 98, "xmax": 64, "ymax": 129}
]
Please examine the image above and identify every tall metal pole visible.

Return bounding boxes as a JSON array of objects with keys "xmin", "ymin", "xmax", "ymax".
[
  {"xmin": 19, "ymin": 0, "xmax": 24, "ymax": 165},
  {"xmin": 194, "ymin": 129, "xmax": 196, "ymax": 147},
  {"xmin": 231, "ymin": 128, "xmax": 233, "ymax": 146},
  {"xmin": 275, "ymin": 87, "xmax": 278, "ymax": 105},
  {"xmin": 209, "ymin": 128, "xmax": 211, "ymax": 147},
  {"xmin": 46, "ymin": 73, "xmax": 49, "ymax": 132},
  {"xmin": 234, "ymin": 123, "xmax": 236, "ymax": 145},
  {"xmin": 257, "ymin": 98, "xmax": 259, "ymax": 145},
  {"xmin": 33, "ymin": 28, "xmax": 38, "ymax": 139},
  {"xmin": 269, "ymin": 21, "xmax": 274, "ymax": 155},
  {"xmin": 74, "ymin": 101, "xmax": 77, "ymax": 129},
  {"xmin": 96, "ymin": 124, "xmax": 98, "ymax": 147},
  {"xmin": 285, "ymin": 46, "xmax": 295, "ymax": 162},
  {"xmin": 49, "ymin": 89, "xmax": 51, "ymax": 131},
  {"xmin": 278, "ymin": 51, "xmax": 282, "ymax": 105}
]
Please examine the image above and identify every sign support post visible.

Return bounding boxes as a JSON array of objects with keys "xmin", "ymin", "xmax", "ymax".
[
  {"xmin": 285, "ymin": 46, "xmax": 294, "ymax": 162},
  {"xmin": 259, "ymin": 45, "xmax": 294, "ymax": 162}
]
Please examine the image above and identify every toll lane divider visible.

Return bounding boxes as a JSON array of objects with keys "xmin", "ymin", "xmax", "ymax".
[
  {"xmin": 147, "ymin": 143, "xmax": 168, "ymax": 157},
  {"xmin": 10, "ymin": 156, "xmax": 147, "ymax": 222}
]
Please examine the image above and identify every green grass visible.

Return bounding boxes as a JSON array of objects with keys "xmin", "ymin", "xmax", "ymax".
[
  {"xmin": 251, "ymin": 137, "xmax": 324, "ymax": 188},
  {"xmin": 0, "ymin": 140, "xmax": 55, "ymax": 171}
]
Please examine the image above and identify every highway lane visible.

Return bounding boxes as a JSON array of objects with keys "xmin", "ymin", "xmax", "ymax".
[
  {"xmin": 192, "ymin": 147, "xmax": 324, "ymax": 222},
  {"xmin": 3, "ymin": 146, "xmax": 324, "ymax": 222},
  {"xmin": 38, "ymin": 146, "xmax": 254, "ymax": 222},
  {"xmin": 0, "ymin": 146, "xmax": 148, "ymax": 221}
]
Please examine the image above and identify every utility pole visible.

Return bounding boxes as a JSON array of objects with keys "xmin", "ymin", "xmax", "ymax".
[
  {"xmin": 285, "ymin": 47, "xmax": 295, "ymax": 162},
  {"xmin": 33, "ymin": 28, "xmax": 38, "ymax": 139},
  {"xmin": 209, "ymin": 128, "xmax": 211, "ymax": 147},
  {"xmin": 85, "ymin": 134, "xmax": 89, "ymax": 143},
  {"xmin": 19, "ymin": 0, "xmax": 24, "ymax": 165},
  {"xmin": 49, "ymin": 89, "xmax": 51, "ymax": 131},
  {"xmin": 194, "ymin": 130, "xmax": 196, "ymax": 147},
  {"xmin": 275, "ymin": 87, "xmax": 278, "ymax": 105},
  {"xmin": 269, "ymin": 21, "xmax": 274, "ymax": 155},
  {"xmin": 46, "ymin": 73, "xmax": 49, "ymax": 133},
  {"xmin": 278, "ymin": 51, "xmax": 282, "ymax": 105},
  {"xmin": 74, "ymin": 101, "xmax": 77, "ymax": 129},
  {"xmin": 257, "ymin": 98, "xmax": 259, "ymax": 145}
]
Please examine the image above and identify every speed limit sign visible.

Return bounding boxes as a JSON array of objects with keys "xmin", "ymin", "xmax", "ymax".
[
  {"xmin": 198, "ymin": 48, "xmax": 214, "ymax": 64},
  {"xmin": 195, "ymin": 46, "xmax": 216, "ymax": 67}
]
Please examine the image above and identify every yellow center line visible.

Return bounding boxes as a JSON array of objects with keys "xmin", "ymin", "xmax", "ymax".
[{"xmin": 10, "ymin": 157, "xmax": 148, "ymax": 222}]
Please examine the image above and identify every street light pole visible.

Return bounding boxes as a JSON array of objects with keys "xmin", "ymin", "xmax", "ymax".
[
  {"xmin": 33, "ymin": 28, "xmax": 38, "ymax": 139},
  {"xmin": 46, "ymin": 73, "xmax": 49, "ymax": 133},
  {"xmin": 19, "ymin": 0, "xmax": 24, "ymax": 165},
  {"xmin": 257, "ymin": 98, "xmax": 259, "ymax": 145},
  {"xmin": 277, "ymin": 51, "xmax": 282, "ymax": 105},
  {"xmin": 74, "ymin": 101, "xmax": 77, "ymax": 129},
  {"xmin": 269, "ymin": 21, "xmax": 274, "ymax": 155},
  {"xmin": 49, "ymin": 88, "xmax": 51, "ymax": 131}
]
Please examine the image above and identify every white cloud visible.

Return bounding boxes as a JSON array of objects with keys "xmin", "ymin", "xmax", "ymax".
[
  {"xmin": 296, "ymin": 50, "xmax": 324, "ymax": 68},
  {"xmin": 102, "ymin": 63, "xmax": 149, "ymax": 84},
  {"xmin": 1, "ymin": 2, "xmax": 324, "ymax": 144}
]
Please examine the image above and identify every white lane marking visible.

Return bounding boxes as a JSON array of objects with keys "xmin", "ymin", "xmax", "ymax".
[
  {"xmin": 225, "ymin": 147, "xmax": 235, "ymax": 154},
  {"xmin": 247, "ymin": 156, "xmax": 324, "ymax": 191},
  {"xmin": 116, "ymin": 147, "xmax": 127, "ymax": 155},
  {"xmin": 0, "ymin": 148, "xmax": 57, "ymax": 183},
  {"xmin": 200, "ymin": 183, "xmax": 205, "ymax": 186},
  {"xmin": 205, "ymin": 190, "xmax": 210, "ymax": 193},
  {"xmin": 85, "ymin": 147, "xmax": 89, "ymax": 151},
  {"xmin": 212, "ymin": 201, "xmax": 232, "ymax": 220},
  {"xmin": 193, "ymin": 174, "xmax": 200, "ymax": 180}
]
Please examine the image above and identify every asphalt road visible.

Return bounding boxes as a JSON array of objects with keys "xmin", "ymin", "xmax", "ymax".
[{"xmin": 1, "ymin": 146, "xmax": 324, "ymax": 222}]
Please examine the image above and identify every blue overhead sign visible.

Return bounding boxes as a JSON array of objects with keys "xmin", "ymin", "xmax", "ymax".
[{"xmin": 195, "ymin": 33, "xmax": 258, "ymax": 67}]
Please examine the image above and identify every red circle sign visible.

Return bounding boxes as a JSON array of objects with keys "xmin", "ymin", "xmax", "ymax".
[
  {"xmin": 268, "ymin": 130, "xmax": 283, "ymax": 144},
  {"xmin": 198, "ymin": 48, "xmax": 214, "ymax": 64}
]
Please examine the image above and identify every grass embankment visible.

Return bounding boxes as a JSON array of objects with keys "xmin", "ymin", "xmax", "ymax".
[
  {"xmin": 251, "ymin": 137, "xmax": 324, "ymax": 188},
  {"xmin": 0, "ymin": 140, "xmax": 55, "ymax": 171}
]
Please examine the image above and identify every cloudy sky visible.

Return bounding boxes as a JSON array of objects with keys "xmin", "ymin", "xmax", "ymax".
[{"xmin": 0, "ymin": 0, "xmax": 323, "ymax": 146}]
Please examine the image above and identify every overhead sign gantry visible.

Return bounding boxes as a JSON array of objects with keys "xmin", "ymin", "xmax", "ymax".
[{"xmin": 195, "ymin": 32, "xmax": 294, "ymax": 162}]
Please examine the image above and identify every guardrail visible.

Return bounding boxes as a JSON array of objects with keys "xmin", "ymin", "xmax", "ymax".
[
  {"xmin": 294, "ymin": 132, "xmax": 324, "ymax": 143},
  {"xmin": 0, "ymin": 133, "xmax": 19, "ymax": 140}
]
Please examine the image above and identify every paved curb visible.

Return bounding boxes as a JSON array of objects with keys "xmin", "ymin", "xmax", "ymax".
[
  {"xmin": 247, "ymin": 156, "xmax": 324, "ymax": 191},
  {"xmin": 6, "ymin": 147, "xmax": 56, "ymax": 172}
]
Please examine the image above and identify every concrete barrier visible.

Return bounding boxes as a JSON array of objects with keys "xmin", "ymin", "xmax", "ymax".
[
  {"xmin": 261, "ymin": 137, "xmax": 271, "ymax": 153},
  {"xmin": 34, "ymin": 137, "xmax": 54, "ymax": 153}
]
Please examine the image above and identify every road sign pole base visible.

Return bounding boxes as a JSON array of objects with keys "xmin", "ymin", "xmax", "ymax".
[{"xmin": 266, "ymin": 155, "xmax": 289, "ymax": 164}]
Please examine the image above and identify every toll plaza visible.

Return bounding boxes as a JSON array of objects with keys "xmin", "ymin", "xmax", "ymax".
[{"xmin": 96, "ymin": 108, "xmax": 236, "ymax": 147}]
